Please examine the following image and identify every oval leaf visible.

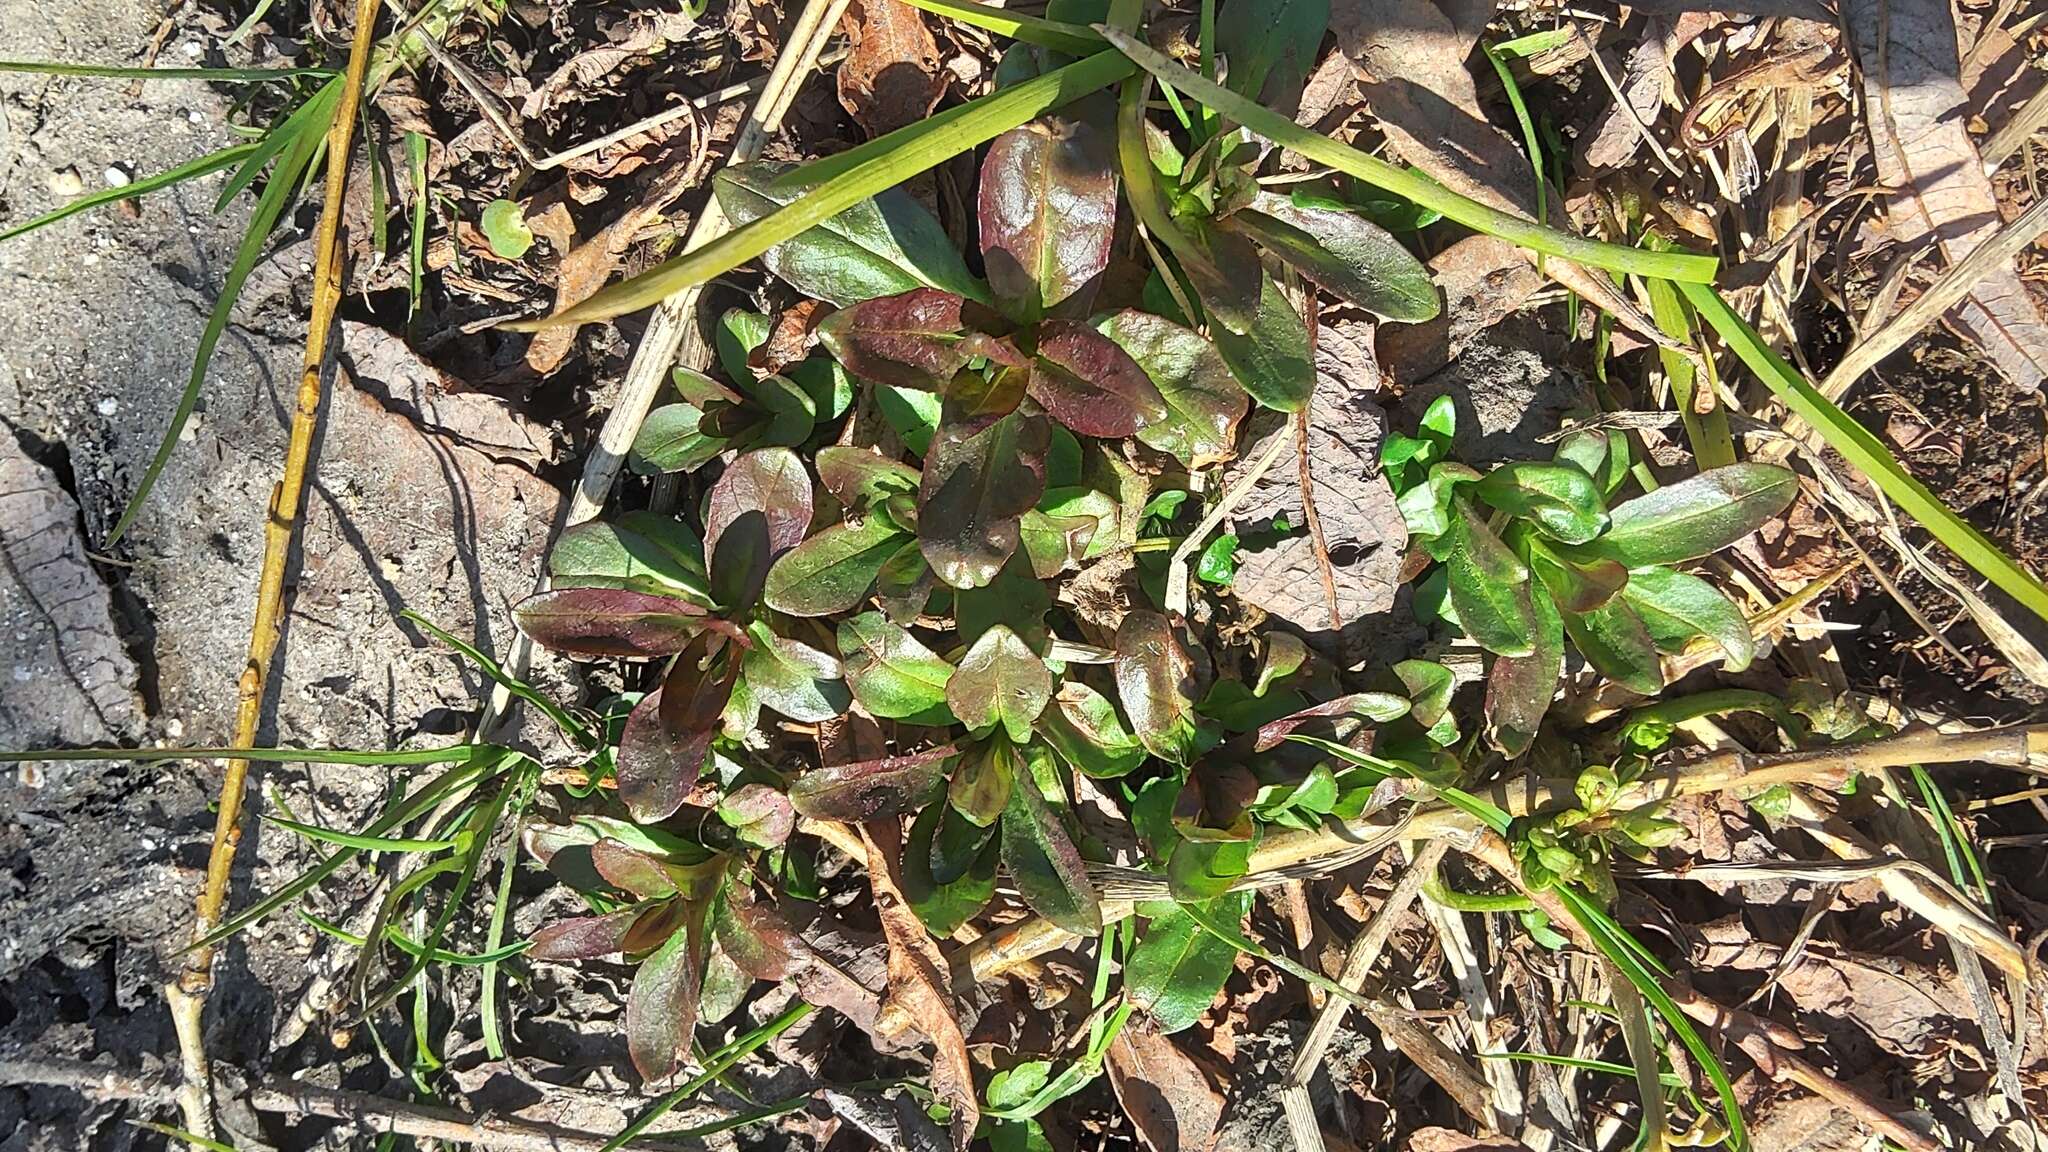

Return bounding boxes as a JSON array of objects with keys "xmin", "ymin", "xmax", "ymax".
[
  {"xmin": 591, "ymin": 840, "xmax": 680, "ymax": 900},
  {"xmin": 705, "ymin": 448, "xmax": 814, "ymax": 560},
  {"xmin": 817, "ymin": 288, "xmax": 983, "ymax": 390},
  {"xmin": 741, "ymin": 627, "xmax": 850, "ymax": 723},
  {"xmin": 948, "ymin": 625, "xmax": 1053, "ymax": 744},
  {"xmin": 1483, "ymin": 592, "xmax": 1565, "ymax": 758},
  {"xmin": 1622, "ymin": 565, "xmax": 1755, "ymax": 672},
  {"xmin": 1001, "ymin": 752, "xmax": 1102, "ymax": 936},
  {"xmin": 838, "ymin": 612, "xmax": 955, "ymax": 722},
  {"xmin": 1125, "ymin": 893, "xmax": 1251, "ymax": 1033},
  {"xmin": 918, "ymin": 409, "xmax": 1051, "ymax": 590},
  {"xmin": 1115, "ymin": 610, "xmax": 1214, "ymax": 766},
  {"xmin": 979, "ymin": 117, "xmax": 1118, "ymax": 323},
  {"xmin": 531, "ymin": 908, "xmax": 645, "ymax": 961},
  {"xmin": 763, "ymin": 515, "xmax": 913, "ymax": 617},
  {"xmin": 1039, "ymin": 681, "xmax": 1148, "ymax": 778},
  {"xmin": 514, "ymin": 588, "xmax": 726, "ymax": 659},
  {"xmin": 1593, "ymin": 463, "xmax": 1798, "ymax": 566},
  {"xmin": 1475, "ymin": 462, "xmax": 1609, "ymax": 545},
  {"xmin": 1098, "ymin": 309, "xmax": 1248, "ymax": 467},
  {"xmin": 787, "ymin": 745, "xmax": 955, "ymax": 822},
  {"xmin": 905, "ymin": 801, "xmax": 998, "ymax": 936},
  {"xmin": 1222, "ymin": 192, "xmax": 1437, "ymax": 322},
  {"xmin": 1444, "ymin": 500, "xmax": 1538, "ymax": 658},
  {"xmin": 1210, "ymin": 274, "xmax": 1313, "ymax": 412},
  {"xmin": 1561, "ymin": 596, "xmax": 1665, "ymax": 695},
  {"xmin": 817, "ymin": 445, "xmax": 921, "ymax": 512},
  {"xmin": 627, "ymin": 909, "xmax": 705, "ymax": 1081},
  {"xmin": 1025, "ymin": 321, "xmax": 1169, "ymax": 437}
]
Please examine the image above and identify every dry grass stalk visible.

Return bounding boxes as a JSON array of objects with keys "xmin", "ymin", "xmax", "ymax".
[{"xmin": 167, "ymin": 0, "xmax": 384, "ymax": 1141}]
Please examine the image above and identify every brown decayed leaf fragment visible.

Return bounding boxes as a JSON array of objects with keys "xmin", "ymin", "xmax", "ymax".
[
  {"xmin": 860, "ymin": 819, "xmax": 979, "ymax": 1151},
  {"xmin": 838, "ymin": 0, "xmax": 946, "ymax": 138},
  {"xmin": 1844, "ymin": 0, "xmax": 2048, "ymax": 391},
  {"xmin": 1107, "ymin": 1023, "xmax": 1225, "ymax": 1152}
]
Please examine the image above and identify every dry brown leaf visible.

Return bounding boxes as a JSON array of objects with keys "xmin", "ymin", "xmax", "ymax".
[
  {"xmin": 1107, "ymin": 1023, "xmax": 1224, "ymax": 1152},
  {"xmin": 753, "ymin": 299, "xmax": 830, "ymax": 376},
  {"xmin": 520, "ymin": 10, "xmax": 698, "ymax": 119},
  {"xmin": 1407, "ymin": 1130, "xmax": 1533, "ymax": 1151},
  {"xmin": 837, "ymin": 0, "xmax": 946, "ymax": 138},
  {"xmin": 861, "ymin": 819, "xmax": 979, "ymax": 1151},
  {"xmin": 1378, "ymin": 234, "xmax": 1544, "ymax": 383},
  {"xmin": 1845, "ymin": 0, "xmax": 2048, "ymax": 391}
]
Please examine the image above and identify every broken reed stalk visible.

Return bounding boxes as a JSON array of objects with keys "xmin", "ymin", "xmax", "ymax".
[
  {"xmin": 167, "ymin": 0, "xmax": 384, "ymax": 1142},
  {"xmin": 476, "ymin": 0, "xmax": 849, "ymax": 736}
]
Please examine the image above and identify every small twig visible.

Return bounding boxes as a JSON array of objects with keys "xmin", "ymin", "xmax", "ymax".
[
  {"xmin": 1820, "ymin": 194, "xmax": 2048, "ymax": 398},
  {"xmin": 171, "ymin": 0, "xmax": 383, "ymax": 1142}
]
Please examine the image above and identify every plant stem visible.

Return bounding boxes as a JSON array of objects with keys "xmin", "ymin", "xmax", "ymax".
[{"xmin": 168, "ymin": 0, "xmax": 383, "ymax": 1141}]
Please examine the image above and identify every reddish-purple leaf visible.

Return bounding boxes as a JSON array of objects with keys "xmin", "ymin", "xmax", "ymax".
[
  {"xmin": 1114, "ymin": 610, "xmax": 1214, "ymax": 766},
  {"xmin": 530, "ymin": 908, "xmax": 646, "ymax": 960},
  {"xmin": 787, "ymin": 744, "xmax": 956, "ymax": 822},
  {"xmin": 514, "ymin": 588, "xmax": 722, "ymax": 659},
  {"xmin": 715, "ymin": 883, "xmax": 804, "ymax": 981},
  {"xmin": 816, "ymin": 288, "xmax": 981, "ymax": 390},
  {"xmin": 626, "ymin": 898, "xmax": 708, "ymax": 1082},
  {"xmin": 978, "ymin": 117, "xmax": 1118, "ymax": 323},
  {"xmin": 718, "ymin": 782, "xmax": 796, "ymax": 848},
  {"xmin": 617, "ymin": 639, "xmax": 740, "ymax": 823},
  {"xmin": 917, "ymin": 410, "xmax": 1050, "ymax": 590},
  {"xmin": 705, "ymin": 448, "xmax": 814, "ymax": 561},
  {"xmin": 1251, "ymin": 692, "xmax": 1410, "ymax": 752},
  {"xmin": 1483, "ymin": 594, "xmax": 1564, "ymax": 758},
  {"xmin": 1026, "ymin": 322, "xmax": 1169, "ymax": 438},
  {"xmin": 1182, "ymin": 222, "xmax": 1264, "ymax": 336},
  {"xmin": 938, "ymin": 358, "xmax": 1031, "ymax": 441},
  {"xmin": 591, "ymin": 840, "xmax": 680, "ymax": 899}
]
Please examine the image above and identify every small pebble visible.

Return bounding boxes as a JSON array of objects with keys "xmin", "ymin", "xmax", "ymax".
[
  {"xmin": 182, "ymin": 40, "xmax": 203, "ymax": 59},
  {"xmin": 166, "ymin": 718, "xmax": 184, "ymax": 738},
  {"xmin": 103, "ymin": 165, "xmax": 132, "ymax": 189},
  {"xmin": 96, "ymin": 396, "xmax": 118, "ymax": 416},
  {"xmin": 48, "ymin": 167, "xmax": 84, "ymax": 196}
]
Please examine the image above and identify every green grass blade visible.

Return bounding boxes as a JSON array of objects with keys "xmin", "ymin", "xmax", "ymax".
[
  {"xmin": 482, "ymin": 766, "xmax": 537, "ymax": 1058},
  {"xmin": 400, "ymin": 609, "xmax": 592, "ymax": 743},
  {"xmin": 0, "ymin": 743, "xmax": 496, "ymax": 766},
  {"xmin": 603, "ymin": 1001, "xmax": 818, "ymax": 1151},
  {"xmin": 1641, "ymin": 235, "xmax": 1735, "ymax": 467},
  {"xmin": 0, "ymin": 141, "xmax": 261, "ymax": 244},
  {"xmin": 263, "ymin": 813, "xmax": 458, "ymax": 852},
  {"xmin": 0, "ymin": 60, "xmax": 333, "ymax": 80},
  {"xmin": 128, "ymin": 1122, "xmax": 238, "ymax": 1152},
  {"xmin": 1094, "ymin": 27, "xmax": 1718, "ymax": 283},
  {"xmin": 897, "ymin": 0, "xmax": 1104, "ymax": 53},
  {"xmin": 298, "ymin": 909, "xmax": 533, "ymax": 965},
  {"xmin": 406, "ymin": 129, "xmax": 429, "ymax": 321},
  {"xmin": 1480, "ymin": 1051, "xmax": 1685, "ymax": 1087},
  {"xmin": 510, "ymin": 50, "xmax": 1136, "ymax": 330},
  {"xmin": 107, "ymin": 82, "xmax": 340, "ymax": 545},
  {"xmin": 1482, "ymin": 45, "xmax": 1545, "ymax": 272},
  {"xmin": 185, "ymin": 749, "xmax": 516, "ymax": 954},
  {"xmin": 214, "ymin": 77, "xmax": 340, "ymax": 211},
  {"xmin": 1680, "ymin": 281, "xmax": 2048, "ymax": 626}
]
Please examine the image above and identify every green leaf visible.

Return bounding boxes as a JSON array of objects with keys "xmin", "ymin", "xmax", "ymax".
[
  {"xmin": 1038, "ymin": 681, "xmax": 1147, "ymax": 777},
  {"xmin": 1254, "ymin": 633, "xmax": 1308, "ymax": 696},
  {"xmin": 837, "ymin": 612, "xmax": 955, "ymax": 722},
  {"xmin": 1195, "ymin": 534, "xmax": 1240, "ymax": 586},
  {"xmin": 1027, "ymin": 321, "xmax": 1169, "ymax": 437},
  {"xmin": 1592, "ymin": 463, "xmax": 1797, "ymax": 566},
  {"xmin": 1475, "ymin": 462, "xmax": 1609, "ymax": 545},
  {"xmin": 789, "ymin": 357, "xmax": 856, "ymax": 421},
  {"xmin": 1444, "ymin": 501, "xmax": 1538, "ymax": 657},
  {"xmin": 899, "ymin": 0, "xmax": 1106, "ymax": 54},
  {"xmin": 948, "ymin": 626, "xmax": 1053, "ymax": 743},
  {"xmin": 1392, "ymin": 658, "xmax": 1459, "ymax": 746},
  {"xmin": 1210, "ymin": 273, "xmax": 1314, "ymax": 412},
  {"xmin": 626, "ymin": 900, "xmax": 707, "ymax": 1081},
  {"xmin": 788, "ymin": 745, "xmax": 955, "ymax": 821},
  {"xmin": 1019, "ymin": 508, "xmax": 1099, "ymax": 577},
  {"xmin": 1097, "ymin": 309, "xmax": 1248, "ymax": 467},
  {"xmin": 1166, "ymin": 837, "xmax": 1251, "ymax": 902},
  {"xmin": 480, "ymin": 199, "xmax": 534, "ymax": 258},
  {"xmin": 1125, "ymin": 891, "xmax": 1250, "ymax": 1033},
  {"xmin": 979, "ymin": 117, "xmax": 1118, "ymax": 323},
  {"xmin": 904, "ymin": 800, "xmax": 998, "ymax": 935},
  {"xmin": 1622, "ymin": 566, "xmax": 1755, "ymax": 672},
  {"xmin": 1683, "ymin": 280, "xmax": 2048, "ymax": 628},
  {"xmin": 816, "ymin": 446, "xmax": 921, "ymax": 512},
  {"xmin": 1037, "ymin": 486, "xmax": 1120, "ymax": 559},
  {"xmin": 713, "ymin": 163, "xmax": 989, "ymax": 307},
  {"xmin": 1561, "ymin": 597, "xmax": 1664, "ymax": 695},
  {"xmin": 630, "ymin": 403, "xmax": 723, "ymax": 474},
  {"xmin": 741, "ymin": 624, "xmax": 850, "ymax": 723},
  {"xmin": 730, "ymin": 373, "xmax": 817, "ymax": 448},
  {"xmin": 716, "ymin": 308, "xmax": 771, "ymax": 382},
  {"xmin": 1001, "ymin": 751, "xmax": 1102, "ymax": 935},
  {"xmin": 876, "ymin": 537, "xmax": 940, "ymax": 622},
  {"xmin": 1220, "ymin": 192, "xmax": 1437, "ymax": 322},
  {"xmin": 949, "ymin": 737, "xmax": 1019, "ymax": 826},
  {"xmin": 1097, "ymin": 29, "xmax": 1717, "ymax": 284},
  {"xmin": 1525, "ymin": 536, "xmax": 1627, "ymax": 614},
  {"xmin": 1214, "ymin": 0, "xmax": 1327, "ymax": 102},
  {"xmin": 549, "ymin": 516, "xmax": 710, "ymax": 601},
  {"xmin": 880, "ymin": 385, "xmax": 943, "ymax": 455},
  {"xmin": 705, "ymin": 449, "xmax": 815, "ymax": 611},
  {"xmin": 817, "ymin": 288, "xmax": 983, "ymax": 390},
  {"xmin": 763, "ymin": 516, "xmax": 912, "ymax": 617},
  {"xmin": 919, "ymin": 410, "xmax": 1052, "ymax": 589},
  {"xmin": 717, "ymin": 784, "xmax": 796, "ymax": 849},
  {"xmin": 1114, "ymin": 610, "xmax": 1214, "ymax": 766}
]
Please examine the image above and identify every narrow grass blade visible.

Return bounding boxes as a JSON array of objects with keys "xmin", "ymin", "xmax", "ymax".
[
  {"xmin": 482, "ymin": 768, "xmax": 537, "ymax": 1059},
  {"xmin": 264, "ymin": 814, "xmax": 457, "ymax": 852},
  {"xmin": 128, "ymin": 1122, "xmax": 237, "ymax": 1152},
  {"xmin": 603, "ymin": 1001, "xmax": 817, "ymax": 1151},
  {"xmin": 401, "ymin": 609, "xmax": 592, "ymax": 744},
  {"xmin": 1641, "ymin": 271, "xmax": 1736, "ymax": 468},
  {"xmin": 897, "ymin": 0, "xmax": 1104, "ymax": 53},
  {"xmin": 298, "ymin": 910, "xmax": 532, "ymax": 965},
  {"xmin": 215, "ymin": 77, "xmax": 340, "ymax": 211},
  {"xmin": 108, "ymin": 81, "xmax": 342, "ymax": 545},
  {"xmin": 1094, "ymin": 27, "xmax": 1718, "ymax": 283},
  {"xmin": 1482, "ymin": 44, "xmax": 1546, "ymax": 270},
  {"xmin": 0, "ymin": 141, "xmax": 261, "ymax": 244},
  {"xmin": 406, "ymin": 129, "xmax": 429, "ymax": 321},
  {"xmin": 508, "ymin": 51, "xmax": 1136, "ymax": 330},
  {"xmin": 1681, "ymin": 281, "xmax": 2048, "ymax": 626},
  {"xmin": 357, "ymin": 779, "xmax": 514, "ymax": 1016},
  {"xmin": 1480, "ymin": 1051, "xmax": 1685, "ymax": 1086},
  {"xmin": 0, "ymin": 60, "xmax": 333, "ymax": 80},
  {"xmin": 185, "ymin": 748, "xmax": 517, "ymax": 953}
]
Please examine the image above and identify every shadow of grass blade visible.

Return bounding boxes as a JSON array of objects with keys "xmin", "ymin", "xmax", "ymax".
[
  {"xmin": 509, "ymin": 50, "xmax": 1137, "ymax": 331},
  {"xmin": 1680, "ymin": 281, "xmax": 2048, "ymax": 627},
  {"xmin": 106, "ymin": 79, "xmax": 343, "ymax": 546},
  {"xmin": 1092, "ymin": 27, "xmax": 1718, "ymax": 284},
  {"xmin": 897, "ymin": 0, "xmax": 1105, "ymax": 53},
  {"xmin": 0, "ymin": 60, "xmax": 335, "ymax": 80},
  {"xmin": 0, "ymin": 141, "xmax": 261, "ymax": 244}
]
